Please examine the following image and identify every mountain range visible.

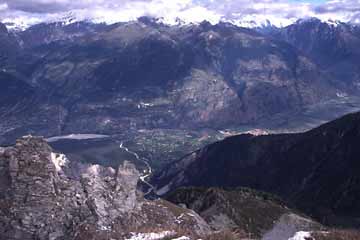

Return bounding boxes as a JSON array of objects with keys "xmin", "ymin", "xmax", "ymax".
[
  {"xmin": 1, "ymin": 16, "xmax": 360, "ymax": 239},
  {"xmin": 0, "ymin": 17, "xmax": 360, "ymax": 143}
]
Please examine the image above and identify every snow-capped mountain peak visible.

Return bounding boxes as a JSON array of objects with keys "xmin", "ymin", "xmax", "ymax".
[{"xmin": 2, "ymin": 10, "xmax": 357, "ymax": 33}]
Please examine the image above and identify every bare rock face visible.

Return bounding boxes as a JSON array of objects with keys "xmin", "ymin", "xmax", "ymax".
[
  {"xmin": 0, "ymin": 136, "xmax": 211, "ymax": 240},
  {"xmin": 80, "ymin": 163, "xmax": 141, "ymax": 229},
  {"xmin": 0, "ymin": 136, "xmax": 90, "ymax": 239},
  {"xmin": 0, "ymin": 23, "xmax": 8, "ymax": 35}
]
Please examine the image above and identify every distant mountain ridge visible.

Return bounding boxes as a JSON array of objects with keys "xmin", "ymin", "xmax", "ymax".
[{"xmin": 0, "ymin": 17, "xmax": 360, "ymax": 143}]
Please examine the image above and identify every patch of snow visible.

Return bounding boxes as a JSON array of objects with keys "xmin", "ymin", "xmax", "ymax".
[
  {"xmin": 50, "ymin": 152, "xmax": 69, "ymax": 172},
  {"xmin": 218, "ymin": 130, "xmax": 228, "ymax": 135},
  {"xmin": 175, "ymin": 213, "xmax": 185, "ymax": 224},
  {"xmin": 336, "ymin": 92, "xmax": 347, "ymax": 98},
  {"xmin": 245, "ymin": 129, "xmax": 269, "ymax": 136},
  {"xmin": 87, "ymin": 165, "xmax": 100, "ymax": 175},
  {"xmin": 172, "ymin": 237, "xmax": 190, "ymax": 240},
  {"xmin": 46, "ymin": 134, "xmax": 109, "ymax": 142},
  {"xmin": 103, "ymin": 119, "xmax": 112, "ymax": 125},
  {"xmin": 4, "ymin": 18, "xmax": 40, "ymax": 31},
  {"xmin": 288, "ymin": 231, "xmax": 312, "ymax": 240},
  {"xmin": 99, "ymin": 225, "xmax": 111, "ymax": 231},
  {"xmin": 125, "ymin": 231, "xmax": 175, "ymax": 240},
  {"xmin": 325, "ymin": 19, "xmax": 342, "ymax": 27},
  {"xmin": 140, "ymin": 102, "xmax": 154, "ymax": 108}
]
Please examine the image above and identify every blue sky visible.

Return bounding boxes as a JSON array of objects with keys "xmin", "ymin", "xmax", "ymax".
[{"xmin": 0, "ymin": 0, "xmax": 359, "ymax": 29}]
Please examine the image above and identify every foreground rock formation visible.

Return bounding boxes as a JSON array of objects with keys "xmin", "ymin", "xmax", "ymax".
[
  {"xmin": 2, "ymin": 135, "xmax": 359, "ymax": 240},
  {"xmin": 0, "ymin": 136, "xmax": 210, "ymax": 240}
]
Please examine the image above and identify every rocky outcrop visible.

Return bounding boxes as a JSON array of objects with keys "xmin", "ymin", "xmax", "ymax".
[
  {"xmin": 0, "ymin": 136, "xmax": 211, "ymax": 240},
  {"xmin": 0, "ymin": 22, "xmax": 19, "ymax": 62},
  {"xmin": 166, "ymin": 187, "xmax": 322, "ymax": 239},
  {"xmin": 0, "ymin": 23, "xmax": 7, "ymax": 35},
  {"xmin": 0, "ymin": 136, "xmax": 82, "ymax": 239},
  {"xmin": 80, "ymin": 163, "xmax": 141, "ymax": 229}
]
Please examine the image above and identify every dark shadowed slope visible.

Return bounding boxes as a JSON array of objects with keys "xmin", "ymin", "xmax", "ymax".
[{"xmin": 152, "ymin": 111, "xmax": 360, "ymax": 226}]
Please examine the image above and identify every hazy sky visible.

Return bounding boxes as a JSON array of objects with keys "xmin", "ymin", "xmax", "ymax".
[{"xmin": 0, "ymin": 0, "xmax": 359, "ymax": 28}]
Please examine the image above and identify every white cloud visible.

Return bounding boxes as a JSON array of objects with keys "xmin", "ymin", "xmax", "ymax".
[
  {"xmin": 175, "ymin": 6, "xmax": 221, "ymax": 24},
  {"xmin": 87, "ymin": 0, "xmax": 221, "ymax": 25},
  {"xmin": 0, "ymin": 3, "xmax": 8, "ymax": 11}
]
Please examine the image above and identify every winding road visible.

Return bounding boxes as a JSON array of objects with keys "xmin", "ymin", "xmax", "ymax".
[{"xmin": 119, "ymin": 141, "xmax": 155, "ymax": 196}]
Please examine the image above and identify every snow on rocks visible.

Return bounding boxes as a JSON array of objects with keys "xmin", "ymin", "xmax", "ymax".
[
  {"xmin": 125, "ymin": 231, "xmax": 175, "ymax": 240},
  {"xmin": 175, "ymin": 213, "xmax": 185, "ymax": 224},
  {"xmin": 51, "ymin": 152, "xmax": 69, "ymax": 172},
  {"xmin": 172, "ymin": 237, "xmax": 190, "ymax": 240},
  {"xmin": 288, "ymin": 231, "xmax": 312, "ymax": 240}
]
